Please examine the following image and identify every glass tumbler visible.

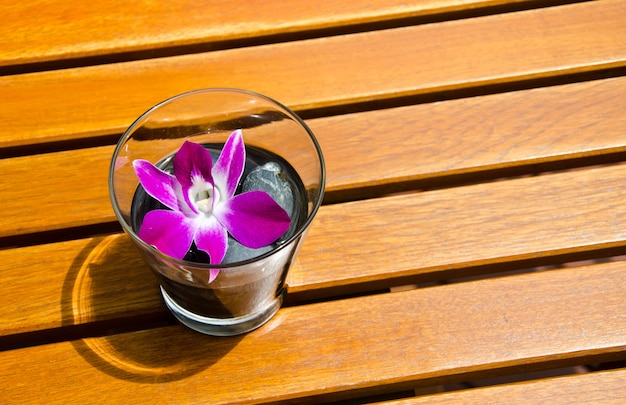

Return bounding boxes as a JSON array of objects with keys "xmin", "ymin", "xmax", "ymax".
[{"xmin": 109, "ymin": 88, "xmax": 325, "ymax": 336}]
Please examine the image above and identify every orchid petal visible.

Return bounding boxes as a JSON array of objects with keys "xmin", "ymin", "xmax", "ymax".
[
  {"xmin": 138, "ymin": 210, "xmax": 195, "ymax": 260},
  {"xmin": 132, "ymin": 160, "xmax": 179, "ymax": 211},
  {"xmin": 213, "ymin": 130, "xmax": 245, "ymax": 199},
  {"xmin": 194, "ymin": 215, "xmax": 228, "ymax": 266},
  {"xmin": 216, "ymin": 190, "xmax": 291, "ymax": 248},
  {"xmin": 207, "ymin": 268, "xmax": 220, "ymax": 283},
  {"xmin": 174, "ymin": 141, "xmax": 214, "ymax": 214}
]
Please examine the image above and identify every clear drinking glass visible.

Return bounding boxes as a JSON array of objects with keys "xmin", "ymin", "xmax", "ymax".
[{"xmin": 109, "ymin": 88, "xmax": 325, "ymax": 336}]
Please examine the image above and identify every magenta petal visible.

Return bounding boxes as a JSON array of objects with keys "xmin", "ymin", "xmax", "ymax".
[
  {"xmin": 133, "ymin": 160, "xmax": 179, "ymax": 211},
  {"xmin": 194, "ymin": 216, "xmax": 228, "ymax": 265},
  {"xmin": 213, "ymin": 130, "xmax": 245, "ymax": 198},
  {"xmin": 138, "ymin": 210, "xmax": 195, "ymax": 259},
  {"xmin": 206, "ymin": 269, "xmax": 220, "ymax": 283},
  {"xmin": 173, "ymin": 141, "xmax": 214, "ymax": 213},
  {"xmin": 217, "ymin": 190, "xmax": 291, "ymax": 248}
]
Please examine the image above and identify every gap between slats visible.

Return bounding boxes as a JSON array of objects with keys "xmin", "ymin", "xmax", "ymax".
[
  {"xmin": 2, "ymin": 0, "xmax": 625, "ymax": 151},
  {"xmin": 0, "ymin": 0, "xmax": 591, "ymax": 75},
  {"xmin": 2, "ymin": 75, "xmax": 626, "ymax": 246},
  {"xmin": 368, "ymin": 368, "xmax": 626, "ymax": 404},
  {"xmin": 0, "ymin": 264, "xmax": 623, "ymax": 404},
  {"xmin": 3, "ymin": 163, "xmax": 626, "ymax": 347},
  {"xmin": 3, "ymin": 67, "xmax": 625, "ymax": 160}
]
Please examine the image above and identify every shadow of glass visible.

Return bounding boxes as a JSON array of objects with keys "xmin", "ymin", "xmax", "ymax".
[{"xmin": 62, "ymin": 233, "xmax": 242, "ymax": 383}]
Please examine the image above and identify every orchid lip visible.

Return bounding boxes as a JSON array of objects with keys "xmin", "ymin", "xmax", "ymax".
[
  {"xmin": 195, "ymin": 191, "xmax": 213, "ymax": 213},
  {"xmin": 189, "ymin": 182, "xmax": 221, "ymax": 215}
]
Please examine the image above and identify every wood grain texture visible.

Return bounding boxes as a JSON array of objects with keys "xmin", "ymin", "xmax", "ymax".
[
  {"xmin": 3, "ymin": 1, "xmax": 625, "ymax": 403},
  {"xmin": 386, "ymin": 369, "xmax": 626, "ymax": 404},
  {"xmin": 0, "ymin": 264, "xmax": 624, "ymax": 404},
  {"xmin": 311, "ymin": 76, "xmax": 626, "ymax": 198},
  {"xmin": 4, "ymin": 164, "xmax": 626, "ymax": 336},
  {"xmin": 0, "ymin": 235, "xmax": 159, "ymax": 337},
  {"xmin": 0, "ymin": 0, "xmax": 528, "ymax": 67},
  {"xmin": 290, "ymin": 163, "xmax": 626, "ymax": 299},
  {"xmin": 0, "ymin": 147, "xmax": 113, "ymax": 237},
  {"xmin": 1, "ymin": 0, "xmax": 625, "ymax": 148},
  {"xmin": 2, "ymin": 76, "xmax": 626, "ymax": 238}
]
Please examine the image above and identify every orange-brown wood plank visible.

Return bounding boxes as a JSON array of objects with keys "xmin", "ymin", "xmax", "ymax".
[
  {"xmin": 312, "ymin": 76, "xmax": 626, "ymax": 200},
  {"xmin": 4, "ymin": 163, "xmax": 626, "ymax": 337},
  {"xmin": 0, "ymin": 0, "xmax": 528, "ymax": 67},
  {"xmin": 0, "ymin": 235, "xmax": 159, "ymax": 337},
  {"xmin": 387, "ymin": 369, "xmax": 626, "ymax": 404},
  {"xmin": 2, "ymin": 76, "xmax": 626, "ymax": 238},
  {"xmin": 1, "ymin": 0, "xmax": 624, "ymax": 148},
  {"xmin": 291, "ymin": 163, "xmax": 626, "ymax": 299},
  {"xmin": 1, "ymin": 264, "xmax": 624, "ymax": 404}
]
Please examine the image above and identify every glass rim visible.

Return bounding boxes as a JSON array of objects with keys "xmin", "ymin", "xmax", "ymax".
[{"xmin": 108, "ymin": 87, "xmax": 326, "ymax": 270}]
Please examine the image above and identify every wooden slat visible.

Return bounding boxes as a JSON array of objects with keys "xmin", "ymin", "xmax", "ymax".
[
  {"xmin": 1, "ymin": 0, "xmax": 624, "ymax": 148},
  {"xmin": 385, "ymin": 369, "xmax": 626, "ymax": 404},
  {"xmin": 312, "ymin": 76, "xmax": 626, "ymax": 200},
  {"xmin": 4, "ymin": 1, "xmax": 624, "ymax": 404},
  {"xmin": 0, "ymin": 264, "xmax": 624, "ymax": 404},
  {"xmin": 2, "ymin": 76, "xmax": 626, "ymax": 239},
  {"xmin": 0, "ymin": 0, "xmax": 530, "ymax": 68},
  {"xmin": 4, "ymin": 163, "xmax": 626, "ymax": 337},
  {"xmin": 0, "ymin": 235, "xmax": 159, "ymax": 337},
  {"xmin": 292, "ymin": 163, "xmax": 626, "ymax": 299},
  {"xmin": 0, "ymin": 147, "xmax": 112, "ymax": 237}
]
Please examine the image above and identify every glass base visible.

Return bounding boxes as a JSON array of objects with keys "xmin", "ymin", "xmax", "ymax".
[{"xmin": 160, "ymin": 286, "xmax": 282, "ymax": 336}]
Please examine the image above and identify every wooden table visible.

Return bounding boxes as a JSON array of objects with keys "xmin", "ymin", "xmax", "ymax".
[{"xmin": 1, "ymin": 1, "xmax": 626, "ymax": 403}]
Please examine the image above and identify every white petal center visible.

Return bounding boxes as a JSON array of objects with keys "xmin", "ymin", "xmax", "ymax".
[
  {"xmin": 189, "ymin": 177, "xmax": 221, "ymax": 215},
  {"xmin": 195, "ymin": 189, "xmax": 213, "ymax": 213}
]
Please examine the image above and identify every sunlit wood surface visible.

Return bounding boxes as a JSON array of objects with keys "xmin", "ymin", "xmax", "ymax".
[
  {"xmin": 1, "ymin": 0, "xmax": 625, "ymax": 148},
  {"xmin": 1, "ymin": 0, "xmax": 625, "ymax": 403},
  {"xmin": 2, "ymin": 0, "xmax": 539, "ymax": 67}
]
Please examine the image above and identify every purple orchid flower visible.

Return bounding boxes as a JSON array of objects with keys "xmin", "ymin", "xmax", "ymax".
[{"xmin": 132, "ymin": 129, "xmax": 291, "ymax": 281}]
